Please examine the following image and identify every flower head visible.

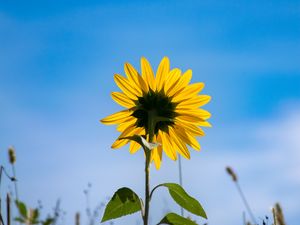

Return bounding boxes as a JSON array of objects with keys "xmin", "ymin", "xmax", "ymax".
[{"xmin": 101, "ymin": 57, "xmax": 211, "ymax": 169}]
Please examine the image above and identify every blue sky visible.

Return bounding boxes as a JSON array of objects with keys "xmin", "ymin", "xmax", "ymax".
[{"xmin": 1, "ymin": 0, "xmax": 300, "ymax": 224}]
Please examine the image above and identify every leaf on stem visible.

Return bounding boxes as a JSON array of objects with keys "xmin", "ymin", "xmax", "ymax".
[
  {"xmin": 159, "ymin": 183, "xmax": 207, "ymax": 219},
  {"xmin": 101, "ymin": 187, "xmax": 142, "ymax": 222},
  {"xmin": 15, "ymin": 200, "xmax": 28, "ymax": 219},
  {"xmin": 31, "ymin": 209, "xmax": 40, "ymax": 224},
  {"xmin": 42, "ymin": 218, "xmax": 55, "ymax": 225},
  {"xmin": 157, "ymin": 213, "xmax": 198, "ymax": 225},
  {"xmin": 14, "ymin": 217, "xmax": 26, "ymax": 223}
]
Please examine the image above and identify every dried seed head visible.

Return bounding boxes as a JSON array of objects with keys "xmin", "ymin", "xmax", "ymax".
[
  {"xmin": 275, "ymin": 203, "xmax": 286, "ymax": 225},
  {"xmin": 8, "ymin": 146, "xmax": 16, "ymax": 164},
  {"xmin": 226, "ymin": 166, "xmax": 238, "ymax": 182}
]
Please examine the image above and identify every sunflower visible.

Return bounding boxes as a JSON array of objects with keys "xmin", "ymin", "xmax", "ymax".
[{"xmin": 101, "ymin": 57, "xmax": 211, "ymax": 169}]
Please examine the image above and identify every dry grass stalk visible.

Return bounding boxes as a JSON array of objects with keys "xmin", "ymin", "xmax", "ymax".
[
  {"xmin": 6, "ymin": 194, "xmax": 11, "ymax": 225},
  {"xmin": 75, "ymin": 212, "xmax": 80, "ymax": 225},
  {"xmin": 225, "ymin": 166, "xmax": 257, "ymax": 224}
]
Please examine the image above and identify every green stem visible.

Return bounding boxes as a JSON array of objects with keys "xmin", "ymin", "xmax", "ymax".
[
  {"xmin": 143, "ymin": 150, "xmax": 151, "ymax": 225},
  {"xmin": 143, "ymin": 111, "xmax": 155, "ymax": 225}
]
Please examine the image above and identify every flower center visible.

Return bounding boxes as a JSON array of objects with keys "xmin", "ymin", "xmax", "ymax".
[{"xmin": 132, "ymin": 89, "xmax": 177, "ymax": 135}]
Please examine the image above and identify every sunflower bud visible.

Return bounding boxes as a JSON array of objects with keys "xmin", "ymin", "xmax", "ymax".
[
  {"xmin": 226, "ymin": 166, "xmax": 237, "ymax": 182},
  {"xmin": 8, "ymin": 146, "xmax": 16, "ymax": 164}
]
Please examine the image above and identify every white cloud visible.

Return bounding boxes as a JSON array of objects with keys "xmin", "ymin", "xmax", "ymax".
[
  {"xmin": 195, "ymin": 102, "xmax": 300, "ymax": 224},
  {"xmin": 2, "ymin": 102, "xmax": 300, "ymax": 225}
]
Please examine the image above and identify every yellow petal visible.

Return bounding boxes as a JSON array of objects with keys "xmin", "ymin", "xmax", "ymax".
[
  {"xmin": 128, "ymin": 127, "xmax": 146, "ymax": 153},
  {"xmin": 180, "ymin": 69, "xmax": 193, "ymax": 87},
  {"xmin": 150, "ymin": 135, "xmax": 162, "ymax": 169},
  {"xmin": 175, "ymin": 120, "xmax": 205, "ymax": 136},
  {"xmin": 150, "ymin": 135, "xmax": 157, "ymax": 161},
  {"xmin": 112, "ymin": 126, "xmax": 143, "ymax": 149},
  {"xmin": 154, "ymin": 135, "xmax": 163, "ymax": 169},
  {"xmin": 111, "ymin": 138, "xmax": 128, "ymax": 149},
  {"xmin": 129, "ymin": 141, "xmax": 141, "ymax": 154},
  {"xmin": 169, "ymin": 127, "xmax": 190, "ymax": 159},
  {"xmin": 164, "ymin": 68, "xmax": 181, "ymax": 95},
  {"xmin": 114, "ymin": 74, "xmax": 141, "ymax": 100},
  {"xmin": 111, "ymin": 92, "xmax": 135, "ymax": 108},
  {"xmin": 117, "ymin": 118, "xmax": 137, "ymax": 132},
  {"xmin": 156, "ymin": 57, "xmax": 170, "ymax": 91},
  {"xmin": 160, "ymin": 130, "xmax": 177, "ymax": 160},
  {"xmin": 176, "ymin": 95, "xmax": 211, "ymax": 109},
  {"xmin": 141, "ymin": 57, "xmax": 156, "ymax": 90},
  {"xmin": 174, "ymin": 125, "xmax": 201, "ymax": 151},
  {"xmin": 172, "ymin": 82, "xmax": 205, "ymax": 102},
  {"xmin": 176, "ymin": 117, "xmax": 212, "ymax": 127},
  {"xmin": 197, "ymin": 121, "xmax": 212, "ymax": 127},
  {"xmin": 112, "ymin": 125, "xmax": 135, "ymax": 149},
  {"xmin": 152, "ymin": 147, "xmax": 162, "ymax": 169},
  {"xmin": 119, "ymin": 126, "xmax": 144, "ymax": 139},
  {"xmin": 168, "ymin": 69, "xmax": 192, "ymax": 97},
  {"xmin": 100, "ymin": 109, "xmax": 133, "ymax": 125},
  {"xmin": 176, "ymin": 108, "xmax": 211, "ymax": 121},
  {"xmin": 124, "ymin": 63, "xmax": 149, "ymax": 93}
]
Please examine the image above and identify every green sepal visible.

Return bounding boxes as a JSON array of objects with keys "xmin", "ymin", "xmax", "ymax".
[
  {"xmin": 101, "ymin": 187, "xmax": 142, "ymax": 222},
  {"xmin": 157, "ymin": 213, "xmax": 198, "ymax": 225},
  {"xmin": 120, "ymin": 135, "xmax": 160, "ymax": 150}
]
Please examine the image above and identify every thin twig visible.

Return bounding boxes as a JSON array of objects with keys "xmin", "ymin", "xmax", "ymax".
[
  {"xmin": 11, "ymin": 166, "xmax": 19, "ymax": 200},
  {"xmin": 178, "ymin": 155, "xmax": 184, "ymax": 217},
  {"xmin": 0, "ymin": 197, "xmax": 4, "ymax": 225},
  {"xmin": 0, "ymin": 166, "xmax": 16, "ymax": 194},
  {"xmin": 243, "ymin": 211, "xmax": 246, "ymax": 225}
]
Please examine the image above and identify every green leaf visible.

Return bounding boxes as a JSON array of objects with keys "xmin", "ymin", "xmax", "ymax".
[
  {"xmin": 14, "ymin": 217, "xmax": 26, "ymax": 223},
  {"xmin": 160, "ymin": 183, "xmax": 207, "ymax": 219},
  {"xmin": 158, "ymin": 213, "xmax": 198, "ymax": 225},
  {"xmin": 31, "ymin": 208, "xmax": 39, "ymax": 221},
  {"xmin": 101, "ymin": 187, "xmax": 142, "ymax": 222},
  {"xmin": 42, "ymin": 218, "xmax": 55, "ymax": 225},
  {"xmin": 15, "ymin": 200, "xmax": 27, "ymax": 219}
]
